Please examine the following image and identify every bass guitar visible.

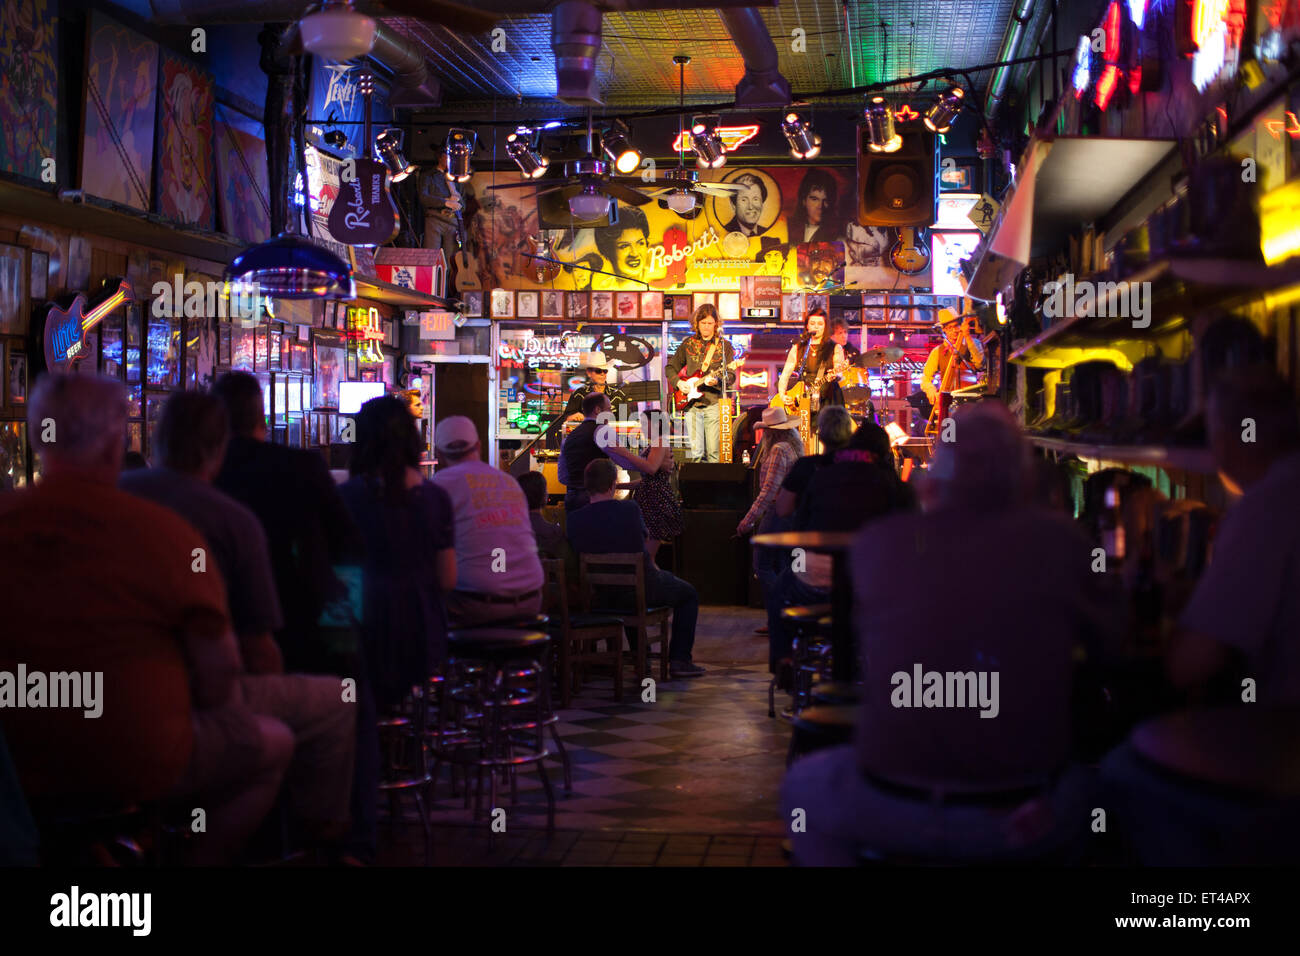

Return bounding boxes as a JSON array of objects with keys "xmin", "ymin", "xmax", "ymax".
[
  {"xmin": 327, "ymin": 71, "xmax": 400, "ymax": 248},
  {"xmin": 39, "ymin": 277, "xmax": 134, "ymax": 373},
  {"xmin": 675, "ymin": 358, "xmax": 743, "ymax": 412}
]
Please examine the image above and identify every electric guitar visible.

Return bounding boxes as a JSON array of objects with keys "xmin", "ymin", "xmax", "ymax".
[
  {"xmin": 521, "ymin": 233, "xmax": 562, "ymax": 284},
  {"xmin": 39, "ymin": 278, "xmax": 134, "ymax": 373},
  {"xmin": 327, "ymin": 71, "xmax": 400, "ymax": 248},
  {"xmin": 890, "ymin": 226, "xmax": 931, "ymax": 275},
  {"xmin": 675, "ymin": 358, "xmax": 744, "ymax": 412}
]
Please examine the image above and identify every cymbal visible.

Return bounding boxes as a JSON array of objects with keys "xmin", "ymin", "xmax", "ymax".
[{"xmin": 851, "ymin": 346, "xmax": 905, "ymax": 368}]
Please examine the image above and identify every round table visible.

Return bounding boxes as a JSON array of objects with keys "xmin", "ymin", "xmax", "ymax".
[{"xmin": 751, "ymin": 531, "xmax": 859, "ymax": 682}]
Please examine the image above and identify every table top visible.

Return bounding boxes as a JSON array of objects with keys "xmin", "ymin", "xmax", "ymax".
[
  {"xmin": 1132, "ymin": 707, "xmax": 1300, "ymax": 796},
  {"xmin": 751, "ymin": 531, "xmax": 859, "ymax": 553}
]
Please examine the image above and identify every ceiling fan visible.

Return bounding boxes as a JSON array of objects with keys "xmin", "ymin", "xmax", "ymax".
[
  {"xmin": 296, "ymin": 0, "xmax": 499, "ymax": 60},
  {"xmin": 487, "ymin": 111, "xmax": 653, "ymax": 227}
]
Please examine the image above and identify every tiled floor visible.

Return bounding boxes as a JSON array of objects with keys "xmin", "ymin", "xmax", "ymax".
[{"xmin": 378, "ymin": 605, "xmax": 794, "ymax": 866}]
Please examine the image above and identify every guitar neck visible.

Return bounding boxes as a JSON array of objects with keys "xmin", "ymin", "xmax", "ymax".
[
  {"xmin": 81, "ymin": 289, "xmax": 128, "ymax": 332},
  {"xmin": 361, "ymin": 71, "xmax": 373, "ymax": 160}
]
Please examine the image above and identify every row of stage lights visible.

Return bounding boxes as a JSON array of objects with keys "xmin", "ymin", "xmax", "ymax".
[{"xmin": 442, "ymin": 84, "xmax": 965, "ymax": 183}]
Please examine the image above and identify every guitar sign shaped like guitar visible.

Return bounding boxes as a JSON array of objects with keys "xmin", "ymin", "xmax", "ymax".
[
  {"xmin": 40, "ymin": 278, "xmax": 135, "ymax": 373},
  {"xmin": 327, "ymin": 71, "xmax": 400, "ymax": 248},
  {"xmin": 675, "ymin": 358, "xmax": 744, "ymax": 412}
]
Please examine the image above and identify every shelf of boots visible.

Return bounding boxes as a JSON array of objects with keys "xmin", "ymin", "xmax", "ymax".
[
  {"xmin": 1028, "ymin": 435, "xmax": 1215, "ymax": 473},
  {"xmin": 1009, "ymin": 255, "xmax": 1300, "ymax": 367}
]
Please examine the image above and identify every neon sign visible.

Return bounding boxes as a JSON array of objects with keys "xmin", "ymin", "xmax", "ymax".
[
  {"xmin": 1095, "ymin": 2, "xmax": 1123, "ymax": 110},
  {"xmin": 670, "ymin": 125, "xmax": 759, "ymax": 154},
  {"xmin": 346, "ymin": 306, "xmax": 385, "ymax": 363},
  {"xmin": 497, "ymin": 331, "xmax": 581, "ymax": 368},
  {"xmin": 1265, "ymin": 112, "xmax": 1300, "ymax": 139},
  {"xmin": 1127, "ymin": 0, "xmax": 1147, "ymax": 29},
  {"xmin": 1189, "ymin": 0, "xmax": 1247, "ymax": 93},
  {"xmin": 1072, "ymin": 36, "xmax": 1092, "ymax": 99}
]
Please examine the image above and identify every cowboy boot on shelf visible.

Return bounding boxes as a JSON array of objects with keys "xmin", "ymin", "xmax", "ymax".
[
  {"xmin": 1171, "ymin": 316, "xmax": 1273, "ymax": 445},
  {"xmin": 1080, "ymin": 363, "xmax": 1129, "ymax": 443},
  {"xmin": 1187, "ymin": 156, "xmax": 1263, "ymax": 261},
  {"xmin": 1113, "ymin": 354, "xmax": 1163, "ymax": 444},
  {"xmin": 1059, "ymin": 362, "xmax": 1110, "ymax": 436}
]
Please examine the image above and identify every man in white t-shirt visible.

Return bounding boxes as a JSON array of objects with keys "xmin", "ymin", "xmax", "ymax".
[{"xmin": 432, "ymin": 417, "xmax": 544, "ymax": 626}]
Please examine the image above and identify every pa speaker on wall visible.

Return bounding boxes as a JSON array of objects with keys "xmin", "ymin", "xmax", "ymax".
[{"xmin": 858, "ymin": 123, "xmax": 936, "ymax": 227}]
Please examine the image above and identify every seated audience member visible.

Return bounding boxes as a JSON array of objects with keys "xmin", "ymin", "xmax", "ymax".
[
  {"xmin": 773, "ymin": 404, "xmax": 855, "ymax": 520},
  {"xmin": 339, "ymin": 396, "xmax": 457, "ymax": 863},
  {"xmin": 1100, "ymin": 369, "xmax": 1300, "ymax": 864},
  {"xmin": 558, "ymin": 392, "xmax": 612, "ymax": 512},
  {"xmin": 121, "ymin": 450, "xmax": 148, "ymax": 471},
  {"xmin": 214, "ymin": 372, "xmax": 362, "ymax": 676},
  {"xmin": 605, "ymin": 411, "xmax": 681, "ymax": 560},
  {"xmin": 566, "ymin": 459, "xmax": 705, "ymax": 678},
  {"xmin": 0, "ymin": 374, "xmax": 291, "ymax": 865},
  {"xmin": 782, "ymin": 402, "xmax": 1103, "ymax": 865},
  {"xmin": 517, "ymin": 470, "xmax": 564, "ymax": 558},
  {"xmin": 432, "ymin": 416, "xmax": 544, "ymax": 625},
  {"xmin": 120, "ymin": 391, "xmax": 356, "ymax": 850}
]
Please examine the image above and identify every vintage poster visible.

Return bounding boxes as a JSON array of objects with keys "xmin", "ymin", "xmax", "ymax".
[
  {"xmin": 156, "ymin": 52, "xmax": 215, "ymax": 228},
  {"xmin": 0, "ymin": 0, "xmax": 57, "ymax": 180},
  {"xmin": 215, "ymin": 117, "xmax": 271, "ymax": 243},
  {"xmin": 80, "ymin": 11, "xmax": 158, "ymax": 211},
  {"xmin": 459, "ymin": 164, "xmax": 931, "ymax": 294}
]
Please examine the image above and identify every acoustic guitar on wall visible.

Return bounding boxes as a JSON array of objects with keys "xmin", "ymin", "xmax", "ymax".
[
  {"xmin": 889, "ymin": 226, "xmax": 931, "ymax": 275},
  {"xmin": 327, "ymin": 71, "xmax": 400, "ymax": 248}
]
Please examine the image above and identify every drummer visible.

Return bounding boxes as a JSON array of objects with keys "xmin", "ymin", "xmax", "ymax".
[
  {"xmin": 820, "ymin": 317, "xmax": 862, "ymax": 411},
  {"xmin": 829, "ymin": 316, "xmax": 860, "ymax": 362}
]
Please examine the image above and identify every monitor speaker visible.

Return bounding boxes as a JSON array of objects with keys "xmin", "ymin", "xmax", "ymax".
[
  {"xmin": 857, "ymin": 123, "xmax": 936, "ymax": 227},
  {"xmin": 678, "ymin": 462, "xmax": 749, "ymax": 510}
]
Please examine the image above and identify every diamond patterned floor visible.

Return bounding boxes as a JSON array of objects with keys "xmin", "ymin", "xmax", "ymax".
[{"xmin": 377, "ymin": 606, "xmax": 794, "ymax": 866}]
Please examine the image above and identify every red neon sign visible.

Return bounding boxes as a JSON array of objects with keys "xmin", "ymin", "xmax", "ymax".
[
  {"xmin": 1095, "ymin": 1, "xmax": 1123, "ymax": 109},
  {"xmin": 670, "ymin": 125, "xmax": 760, "ymax": 154}
]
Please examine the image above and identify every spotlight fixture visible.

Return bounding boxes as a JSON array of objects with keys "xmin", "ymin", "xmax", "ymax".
[
  {"xmin": 322, "ymin": 129, "xmax": 348, "ymax": 149},
  {"xmin": 300, "ymin": 1, "xmax": 377, "ymax": 61},
  {"xmin": 506, "ymin": 129, "xmax": 549, "ymax": 179},
  {"xmin": 689, "ymin": 115, "xmax": 726, "ymax": 169},
  {"xmin": 374, "ymin": 128, "xmax": 415, "ymax": 183},
  {"xmin": 601, "ymin": 121, "xmax": 642, "ymax": 175},
  {"xmin": 865, "ymin": 96, "xmax": 901, "ymax": 153},
  {"xmin": 924, "ymin": 84, "xmax": 965, "ymax": 133},
  {"xmin": 781, "ymin": 112, "xmax": 822, "ymax": 160},
  {"xmin": 445, "ymin": 128, "xmax": 476, "ymax": 183}
]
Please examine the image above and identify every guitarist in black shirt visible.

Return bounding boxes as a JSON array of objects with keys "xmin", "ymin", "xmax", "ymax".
[{"xmin": 666, "ymin": 304, "xmax": 739, "ymax": 462}]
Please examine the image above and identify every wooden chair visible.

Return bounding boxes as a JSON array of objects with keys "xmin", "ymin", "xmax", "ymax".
[
  {"xmin": 578, "ymin": 552, "xmax": 672, "ymax": 683},
  {"xmin": 541, "ymin": 558, "xmax": 624, "ymax": 707}
]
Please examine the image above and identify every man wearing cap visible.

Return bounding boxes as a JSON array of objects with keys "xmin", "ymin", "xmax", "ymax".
[
  {"xmin": 921, "ymin": 308, "xmax": 984, "ymax": 410},
  {"xmin": 563, "ymin": 352, "xmax": 628, "ymax": 423},
  {"xmin": 432, "ymin": 416, "xmax": 545, "ymax": 625}
]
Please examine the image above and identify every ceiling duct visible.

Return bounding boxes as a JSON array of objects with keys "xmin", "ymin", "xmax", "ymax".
[
  {"xmin": 148, "ymin": 0, "xmax": 442, "ymax": 106},
  {"xmin": 551, "ymin": 1, "xmax": 604, "ymax": 106},
  {"xmin": 719, "ymin": 7, "xmax": 790, "ymax": 108}
]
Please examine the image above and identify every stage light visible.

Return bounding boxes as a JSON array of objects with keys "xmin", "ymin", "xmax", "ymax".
[
  {"xmin": 690, "ymin": 116, "xmax": 727, "ymax": 169},
  {"xmin": 322, "ymin": 129, "xmax": 348, "ymax": 149},
  {"xmin": 506, "ymin": 130, "xmax": 549, "ymax": 179},
  {"xmin": 445, "ymin": 129, "xmax": 476, "ymax": 183},
  {"xmin": 924, "ymin": 85, "xmax": 965, "ymax": 133},
  {"xmin": 602, "ymin": 121, "xmax": 642, "ymax": 175},
  {"xmin": 374, "ymin": 128, "xmax": 415, "ymax": 183},
  {"xmin": 865, "ymin": 96, "xmax": 901, "ymax": 152},
  {"xmin": 781, "ymin": 112, "xmax": 822, "ymax": 159}
]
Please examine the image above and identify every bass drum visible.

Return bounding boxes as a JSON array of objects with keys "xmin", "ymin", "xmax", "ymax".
[{"xmin": 839, "ymin": 367, "xmax": 874, "ymax": 419}]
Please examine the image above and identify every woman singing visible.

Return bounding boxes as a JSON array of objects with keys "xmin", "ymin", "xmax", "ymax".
[{"xmin": 776, "ymin": 305, "xmax": 848, "ymax": 414}]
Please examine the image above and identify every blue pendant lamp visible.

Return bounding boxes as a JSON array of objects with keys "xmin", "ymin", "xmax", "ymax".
[{"xmin": 224, "ymin": 233, "xmax": 356, "ymax": 300}]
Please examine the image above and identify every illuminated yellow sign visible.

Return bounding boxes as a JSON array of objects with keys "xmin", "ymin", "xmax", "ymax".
[{"xmin": 347, "ymin": 306, "xmax": 386, "ymax": 363}]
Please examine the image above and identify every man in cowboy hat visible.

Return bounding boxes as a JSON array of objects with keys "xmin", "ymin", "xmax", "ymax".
[
  {"xmin": 921, "ymin": 308, "xmax": 985, "ymax": 408},
  {"xmin": 563, "ymin": 351, "xmax": 628, "ymax": 423}
]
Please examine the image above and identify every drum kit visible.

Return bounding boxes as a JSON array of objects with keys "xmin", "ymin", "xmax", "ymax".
[{"xmin": 838, "ymin": 347, "xmax": 904, "ymax": 419}]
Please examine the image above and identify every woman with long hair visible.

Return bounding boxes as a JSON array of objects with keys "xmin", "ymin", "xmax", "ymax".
[
  {"xmin": 607, "ymin": 410, "xmax": 683, "ymax": 559},
  {"xmin": 777, "ymin": 305, "xmax": 847, "ymax": 415},
  {"xmin": 737, "ymin": 406, "xmax": 804, "ymax": 536},
  {"xmin": 336, "ymin": 396, "xmax": 456, "ymax": 863}
]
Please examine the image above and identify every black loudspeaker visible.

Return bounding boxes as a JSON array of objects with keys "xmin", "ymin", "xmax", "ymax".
[
  {"xmin": 679, "ymin": 508, "xmax": 748, "ymax": 605},
  {"xmin": 678, "ymin": 462, "xmax": 749, "ymax": 509},
  {"xmin": 857, "ymin": 122, "xmax": 936, "ymax": 227}
]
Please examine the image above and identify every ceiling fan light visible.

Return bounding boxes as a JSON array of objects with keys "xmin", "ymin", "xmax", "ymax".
[
  {"xmin": 445, "ymin": 128, "xmax": 476, "ymax": 183},
  {"xmin": 506, "ymin": 131, "xmax": 549, "ymax": 179},
  {"xmin": 665, "ymin": 191, "xmax": 697, "ymax": 214},
  {"xmin": 924, "ymin": 85, "xmax": 965, "ymax": 133},
  {"xmin": 300, "ymin": 7, "xmax": 377, "ymax": 62},
  {"xmin": 225, "ymin": 233, "xmax": 355, "ymax": 301},
  {"xmin": 568, "ymin": 190, "xmax": 611, "ymax": 221}
]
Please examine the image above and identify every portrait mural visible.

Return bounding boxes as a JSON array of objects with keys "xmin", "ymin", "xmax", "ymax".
[{"xmin": 0, "ymin": 0, "xmax": 57, "ymax": 181}]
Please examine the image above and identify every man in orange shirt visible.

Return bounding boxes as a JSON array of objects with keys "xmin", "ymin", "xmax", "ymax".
[{"xmin": 0, "ymin": 373, "xmax": 291, "ymax": 864}]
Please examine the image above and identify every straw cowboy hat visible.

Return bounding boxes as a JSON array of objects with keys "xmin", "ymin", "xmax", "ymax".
[
  {"xmin": 580, "ymin": 351, "xmax": 611, "ymax": 370},
  {"xmin": 761, "ymin": 406, "xmax": 801, "ymax": 430}
]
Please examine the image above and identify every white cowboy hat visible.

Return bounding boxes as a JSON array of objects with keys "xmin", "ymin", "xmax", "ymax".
[
  {"xmin": 580, "ymin": 351, "xmax": 611, "ymax": 370},
  {"xmin": 761, "ymin": 406, "xmax": 800, "ymax": 430}
]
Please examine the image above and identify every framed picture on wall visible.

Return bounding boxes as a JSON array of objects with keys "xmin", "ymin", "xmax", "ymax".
[
  {"xmin": 127, "ymin": 421, "xmax": 143, "ymax": 454},
  {"xmin": 269, "ymin": 327, "xmax": 282, "ymax": 370},
  {"xmin": 461, "ymin": 290, "xmax": 483, "ymax": 317},
  {"xmin": 567, "ymin": 292, "xmax": 589, "ymax": 319},
  {"xmin": 692, "ymin": 292, "xmax": 716, "ymax": 315},
  {"xmin": 346, "ymin": 349, "xmax": 359, "ymax": 379},
  {"xmin": 490, "ymin": 288, "xmax": 514, "ymax": 318},
  {"xmin": 7, "ymin": 350, "xmax": 26, "ymax": 404},
  {"xmin": 717, "ymin": 292, "xmax": 740, "ymax": 323},
  {"xmin": 217, "ymin": 322, "xmax": 232, "ymax": 365},
  {"xmin": 591, "ymin": 291, "xmax": 613, "ymax": 319},
  {"xmin": 615, "ymin": 292, "xmax": 639, "ymax": 321},
  {"xmin": 516, "ymin": 290, "xmax": 539, "ymax": 318},
  {"xmin": 30, "ymin": 251, "xmax": 49, "ymax": 303},
  {"xmin": 640, "ymin": 292, "xmax": 663, "ymax": 319},
  {"xmin": 0, "ymin": 243, "xmax": 28, "ymax": 336},
  {"xmin": 672, "ymin": 295, "xmax": 691, "ymax": 320},
  {"xmin": 541, "ymin": 289, "xmax": 564, "ymax": 319},
  {"xmin": 254, "ymin": 325, "xmax": 269, "ymax": 371},
  {"xmin": 0, "ymin": 421, "xmax": 27, "ymax": 491},
  {"xmin": 313, "ymin": 340, "xmax": 344, "ymax": 408}
]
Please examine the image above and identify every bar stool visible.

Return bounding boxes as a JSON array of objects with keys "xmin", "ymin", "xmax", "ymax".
[
  {"xmin": 787, "ymin": 705, "xmax": 858, "ymax": 767},
  {"xmin": 377, "ymin": 687, "xmax": 433, "ymax": 865},
  {"xmin": 810, "ymin": 680, "xmax": 861, "ymax": 706},
  {"xmin": 770, "ymin": 603, "xmax": 833, "ymax": 717},
  {"xmin": 436, "ymin": 628, "xmax": 559, "ymax": 835}
]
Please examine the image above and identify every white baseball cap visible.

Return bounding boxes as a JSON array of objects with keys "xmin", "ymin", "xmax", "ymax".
[{"xmin": 434, "ymin": 415, "xmax": 479, "ymax": 454}]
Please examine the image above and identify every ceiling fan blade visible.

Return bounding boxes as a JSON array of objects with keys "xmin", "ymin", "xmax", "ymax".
[
  {"xmin": 603, "ymin": 183, "xmax": 652, "ymax": 206},
  {"xmin": 487, "ymin": 180, "xmax": 557, "ymax": 192},
  {"xmin": 370, "ymin": 0, "xmax": 500, "ymax": 34},
  {"xmin": 608, "ymin": 176, "xmax": 656, "ymax": 188},
  {"xmin": 696, "ymin": 183, "xmax": 745, "ymax": 196}
]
